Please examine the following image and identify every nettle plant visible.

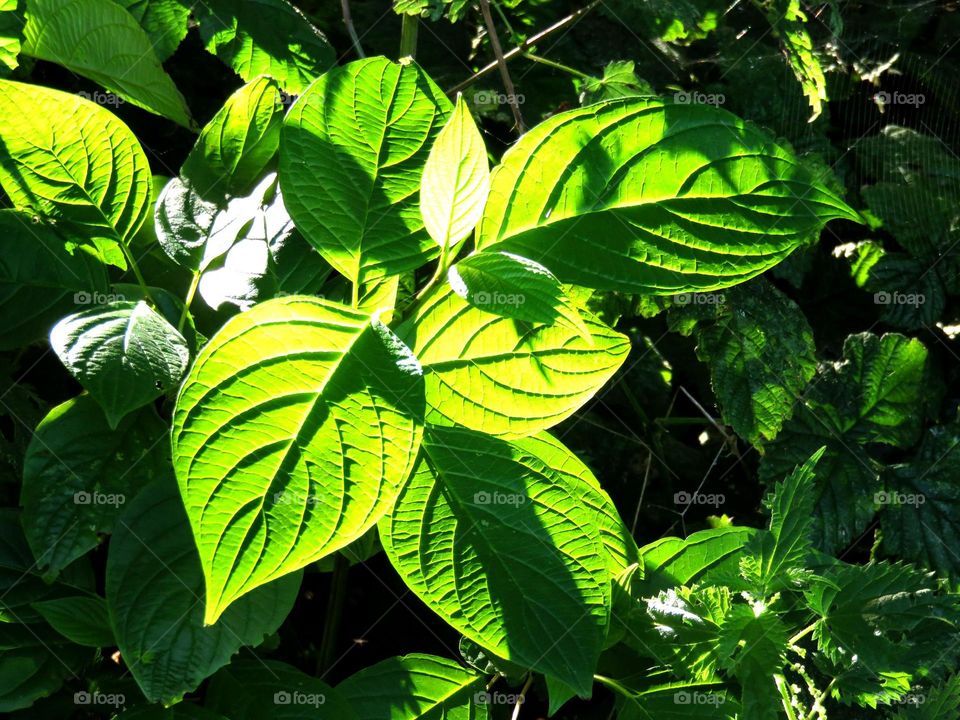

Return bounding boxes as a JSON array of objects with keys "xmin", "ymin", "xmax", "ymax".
[{"xmin": 2, "ymin": 37, "xmax": 960, "ymax": 720}]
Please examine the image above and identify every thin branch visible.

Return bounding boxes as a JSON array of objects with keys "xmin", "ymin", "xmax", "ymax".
[
  {"xmin": 478, "ymin": 0, "xmax": 525, "ymax": 134},
  {"xmin": 341, "ymin": 0, "xmax": 366, "ymax": 59},
  {"xmin": 448, "ymin": 0, "xmax": 602, "ymax": 95}
]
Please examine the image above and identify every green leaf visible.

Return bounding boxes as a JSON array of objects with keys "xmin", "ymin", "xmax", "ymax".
[
  {"xmin": 280, "ymin": 57, "xmax": 452, "ymax": 286},
  {"xmin": 476, "ymin": 98, "xmax": 859, "ymax": 294},
  {"xmin": 338, "ymin": 653, "xmax": 488, "ymax": 719},
  {"xmin": 716, "ymin": 605, "xmax": 789, "ymax": 719},
  {"xmin": 880, "ymin": 425, "xmax": 960, "ymax": 580},
  {"xmin": 447, "ymin": 251, "xmax": 589, "ymax": 337},
  {"xmin": 890, "ymin": 675, "xmax": 960, "ymax": 720},
  {"xmin": 50, "ymin": 300, "xmax": 190, "ymax": 427},
  {"xmin": 764, "ymin": 0, "xmax": 828, "ymax": 120},
  {"xmin": 677, "ymin": 279, "xmax": 816, "ymax": 445},
  {"xmin": 0, "ymin": 623, "xmax": 89, "ymax": 712},
  {"xmin": 21, "ymin": 0, "xmax": 193, "ymax": 127},
  {"xmin": 636, "ymin": 526, "xmax": 756, "ymax": 595},
  {"xmin": 20, "ymin": 397, "xmax": 169, "ymax": 574},
  {"xmin": 614, "ymin": 680, "xmax": 738, "ymax": 719},
  {"xmin": 196, "ymin": 0, "xmax": 335, "ymax": 95},
  {"xmin": 107, "ymin": 480, "xmax": 302, "ymax": 705},
  {"xmin": 0, "ymin": 0, "xmax": 23, "ymax": 74},
  {"xmin": 172, "ymin": 296, "xmax": 425, "ymax": 624},
  {"xmin": 116, "ymin": 705, "xmax": 229, "ymax": 720},
  {"xmin": 400, "ymin": 283, "xmax": 629, "ymax": 438},
  {"xmin": 0, "ymin": 210, "xmax": 108, "ymax": 350},
  {"xmin": 115, "ymin": 0, "xmax": 190, "ymax": 62},
  {"xmin": 380, "ymin": 427, "xmax": 620, "ymax": 695},
  {"xmin": 741, "ymin": 448, "xmax": 823, "ymax": 595},
  {"xmin": 577, "ymin": 61, "xmax": 654, "ymax": 105},
  {"xmin": 206, "ymin": 659, "xmax": 357, "ymax": 720},
  {"xmin": 31, "ymin": 596, "xmax": 114, "ymax": 647},
  {"xmin": 0, "ymin": 79, "xmax": 152, "ymax": 268},
  {"xmin": 181, "ymin": 76, "xmax": 285, "ymax": 201},
  {"xmin": 420, "ymin": 94, "xmax": 490, "ymax": 249}
]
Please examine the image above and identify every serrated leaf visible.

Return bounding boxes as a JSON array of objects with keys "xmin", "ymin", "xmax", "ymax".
[
  {"xmin": 0, "ymin": 80, "xmax": 152, "ymax": 269},
  {"xmin": 51, "ymin": 300, "xmax": 189, "ymax": 427},
  {"xmin": 716, "ymin": 605, "xmax": 788, "ymax": 719},
  {"xmin": 196, "ymin": 0, "xmax": 335, "ymax": 95},
  {"xmin": 21, "ymin": 0, "xmax": 192, "ymax": 127},
  {"xmin": 764, "ymin": 0, "xmax": 828, "ymax": 120},
  {"xmin": 20, "ymin": 397, "xmax": 169, "ymax": 574},
  {"xmin": 637, "ymin": 526, "xmax": 756, "ymax": 595},
  {"xmin": 206, "ymin": 659, "xmax": 356, "ymax": 719},
  {"xmin": 280, "ymin": 57, "xmax": 452, "ymax": 286},
  {"xmin": 107, "ymin": 480, "xmax": 302, "ymax": 705},
  {"xmin": 400, "ymin": 283, "xmax": 629, "ymax": 438},
  {"xmin": 380, "ymin": 427, "xmax": 620, "ymax": 695},
  {"xmin": 477, "ymin": 98, "xmax": 859, "ymax": 294},
  {"xmin": 172, "ymin": 296, "xmax": 425, "ymax": 624},
  {"xmin": 31, "ymin": 595, "xmax": 113, "ymax": 647},
  {"xmin": 338, "ymin": 653, "xmax": 488, "ymax": 719},
  {"xmin": 447, "ymin": 251, "xmax": 590, "ymax": 338},
  {"xmin": 116, "ymin": 0, "xmax": 190, "ymax": 62},
  {"xmin": 890, "ymin": 675, "xmax": 960, "ymax": 720},
  {"xmin": 0, "ymin": 210, "xmax": 108, "ymax": 350},
  {"xmin": 421, "ymin": 94, "xmax": 489, "ymax": 249},
  {"xmin": 682, "ymin": 279, "xmax": 816, "ymax": 445},
  {"xmin": 577, "ymin": 61, "xmax": 654, "ymax": 105}
]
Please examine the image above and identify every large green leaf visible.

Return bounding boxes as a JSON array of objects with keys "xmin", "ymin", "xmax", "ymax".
[
  {"xmin": 107, "ymin": 480, "xmax": 302, "ymax": 705},
  {"xmin": 21, "ymin": 0, "xmax": 192, "ymax": 127},
  {"xmin": 380, "ymin": 427, "xmax": 620, "ymax": 695},
  {"xmin": 206, "ymin": 659, "xmax": 356, "ymax": 720},
  {"xmin": 0, "ymin": 210, "xmax": 108, "ymax": 350},
  {"xmin": 400, "ymin": 283, "xmax": 629, "ymax": 438},
  {"xmin": 0, "ymin": 80, "xmax": 151, "ymax": 269},
  {"xmin": 172, "ymin": 296, "xmax": 424, "ymax": 624},
  {"xmin": 0, "ymin": 0, "xmax": 22, "ymax": 74},
  {"xmin": 116, "ymin": 0, "xmax": 190, "ymax": 62},
  {"xmin": 196, "ymin": 0, "xmax": 335, "ymax": 95},
  {"xmin": 20, "ymin": 397, "xmax": 169, "ymax": 574},
  {"xmin": 280, "ymin": 57, "xmax": 452, "ymax": 286},
  {"xmin": 51, "ymin": 300, "xmax": 190, "ymax": 428},
  {"xmin": 476, "ymin": 98, "xmax": 859, "ymax": 294},
  {"xmin": 420, "ymin": 94, "xmax": 490, "ymax": 249},
  {"xmin": 338, "ymin": 653, "xmax": 488, "ymax": 719}
]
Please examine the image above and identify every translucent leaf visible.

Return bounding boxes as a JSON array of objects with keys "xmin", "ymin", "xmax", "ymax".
[{"xmin": 115, "ymin": 0, "xmax": 190, "ymax": 62}]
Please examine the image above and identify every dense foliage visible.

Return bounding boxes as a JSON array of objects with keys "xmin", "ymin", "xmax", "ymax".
[{"xmin": 0, "ymin": 0, "xmax": 958, "ymax": 718}]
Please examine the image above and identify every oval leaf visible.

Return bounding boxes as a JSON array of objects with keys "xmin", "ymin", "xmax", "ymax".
[
  {"xmin": 51, "ymin": 300, "xmax": 191, "ymax": 428},
  {"xmin": 172, "ymin": 296, "xmax": 425, "ymax": 623},
  {"xmin": 477, "ymin": 98, "xmax": 860, "ymax": 294},
  {"xmin": 32, "ymin": 595, "xmax": 114, "ymax": 647},
  {"xmin": 280, "ymin": 57, "xmax": 452, "ymax": 285}
]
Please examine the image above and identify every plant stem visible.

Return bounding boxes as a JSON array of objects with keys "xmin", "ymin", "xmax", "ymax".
[
  {"xmin": 788, "ymin": 621, "xmax": 818, "ymax": 647},
  {"xmin": 119, "ymin": 243, "xmax": 154, "ymax": 305},
  {"xmin": 414, "ymin": 243, "xmax": 454, "ymax": 303},
  {"xmin": 523, "ymin": 52, "xmax": 589, "ymax": 79},
  {"xmin": 478, "ymin": 0, "xmax": 525, "ymax": 134},
  {"xmin": 511, "ymin": 674, "xmax": 534, "ymax": 720},
  {"xmin": 341, "ymin": 0, "xmax": 366, "ymax": 58},
  {"xmin": 178, "ymin": 271, "xmax": 200, "ymax": 333},
  {"xmin": 351, "ymin": 278, "xmax": 360, "ymax": 308},
  {"xmin": 448, "ymin": 0, "xmax": 602, "ymax": 94},
  {"xmin": 399, "ymin": 13, "xmax": 419, "ymax": 60},
  {"xmin": 317, "ymin": 553, "xmax": 350, "ymax": 677}
]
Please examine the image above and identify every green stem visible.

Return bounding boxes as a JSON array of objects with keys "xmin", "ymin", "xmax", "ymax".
[
  {"xmin": 593, "ymin": 675, "xmax": 636, "ymax": 701},
  {"xmin": 788, "ymin": 621, "xmax": 818, "ymax": 648},
  {"xmin": 523, "ymin": 52, "xmax": 589, "ymax": 79},
  {"xmin": 414, "ymin": 243, "xmax": 453, "ymax": 303},
  {"xmin": 317, "ymin": 553, "xmax": 350, "ymax": 676},
  {"xmin": 511, "ymin": 673, "xmax": 534, "ymax": 720},
  {"xmin": 119, "ymin": 243, "xmax": 154, "ymax": 305},
  {"xmin": 178, "ymin": 271, "xmax": 200, "ymax": 333},
  {"xmin": 399, "ymin": 14, "xmax": 419, "ymax": 60},
  {"xmin": 351, "ymin": 278, "xmax": 361, "ymax": 308}
]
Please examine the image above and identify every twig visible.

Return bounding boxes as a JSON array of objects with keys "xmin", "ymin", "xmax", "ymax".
[
  {"xmin": 511, "ymin": 674, "xmax": 535, "ymax": 720},
  {"xmin": 523, "ymin": 51, "xmax": 590, "ymax": 78},
  {"xmin": 341, "ymin": 0, "xmax": 366, "ymax": 59},
  {"xmin": 399, "ymin": 13, "xmax": 419, "ymax": 59},
  {"xmin": 449, "ymin": 0, "xmax": 602, "ymax": 95},
  {"xmin": 478, "ymin": 0, "xmax": 525, "ymax": 134}
]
